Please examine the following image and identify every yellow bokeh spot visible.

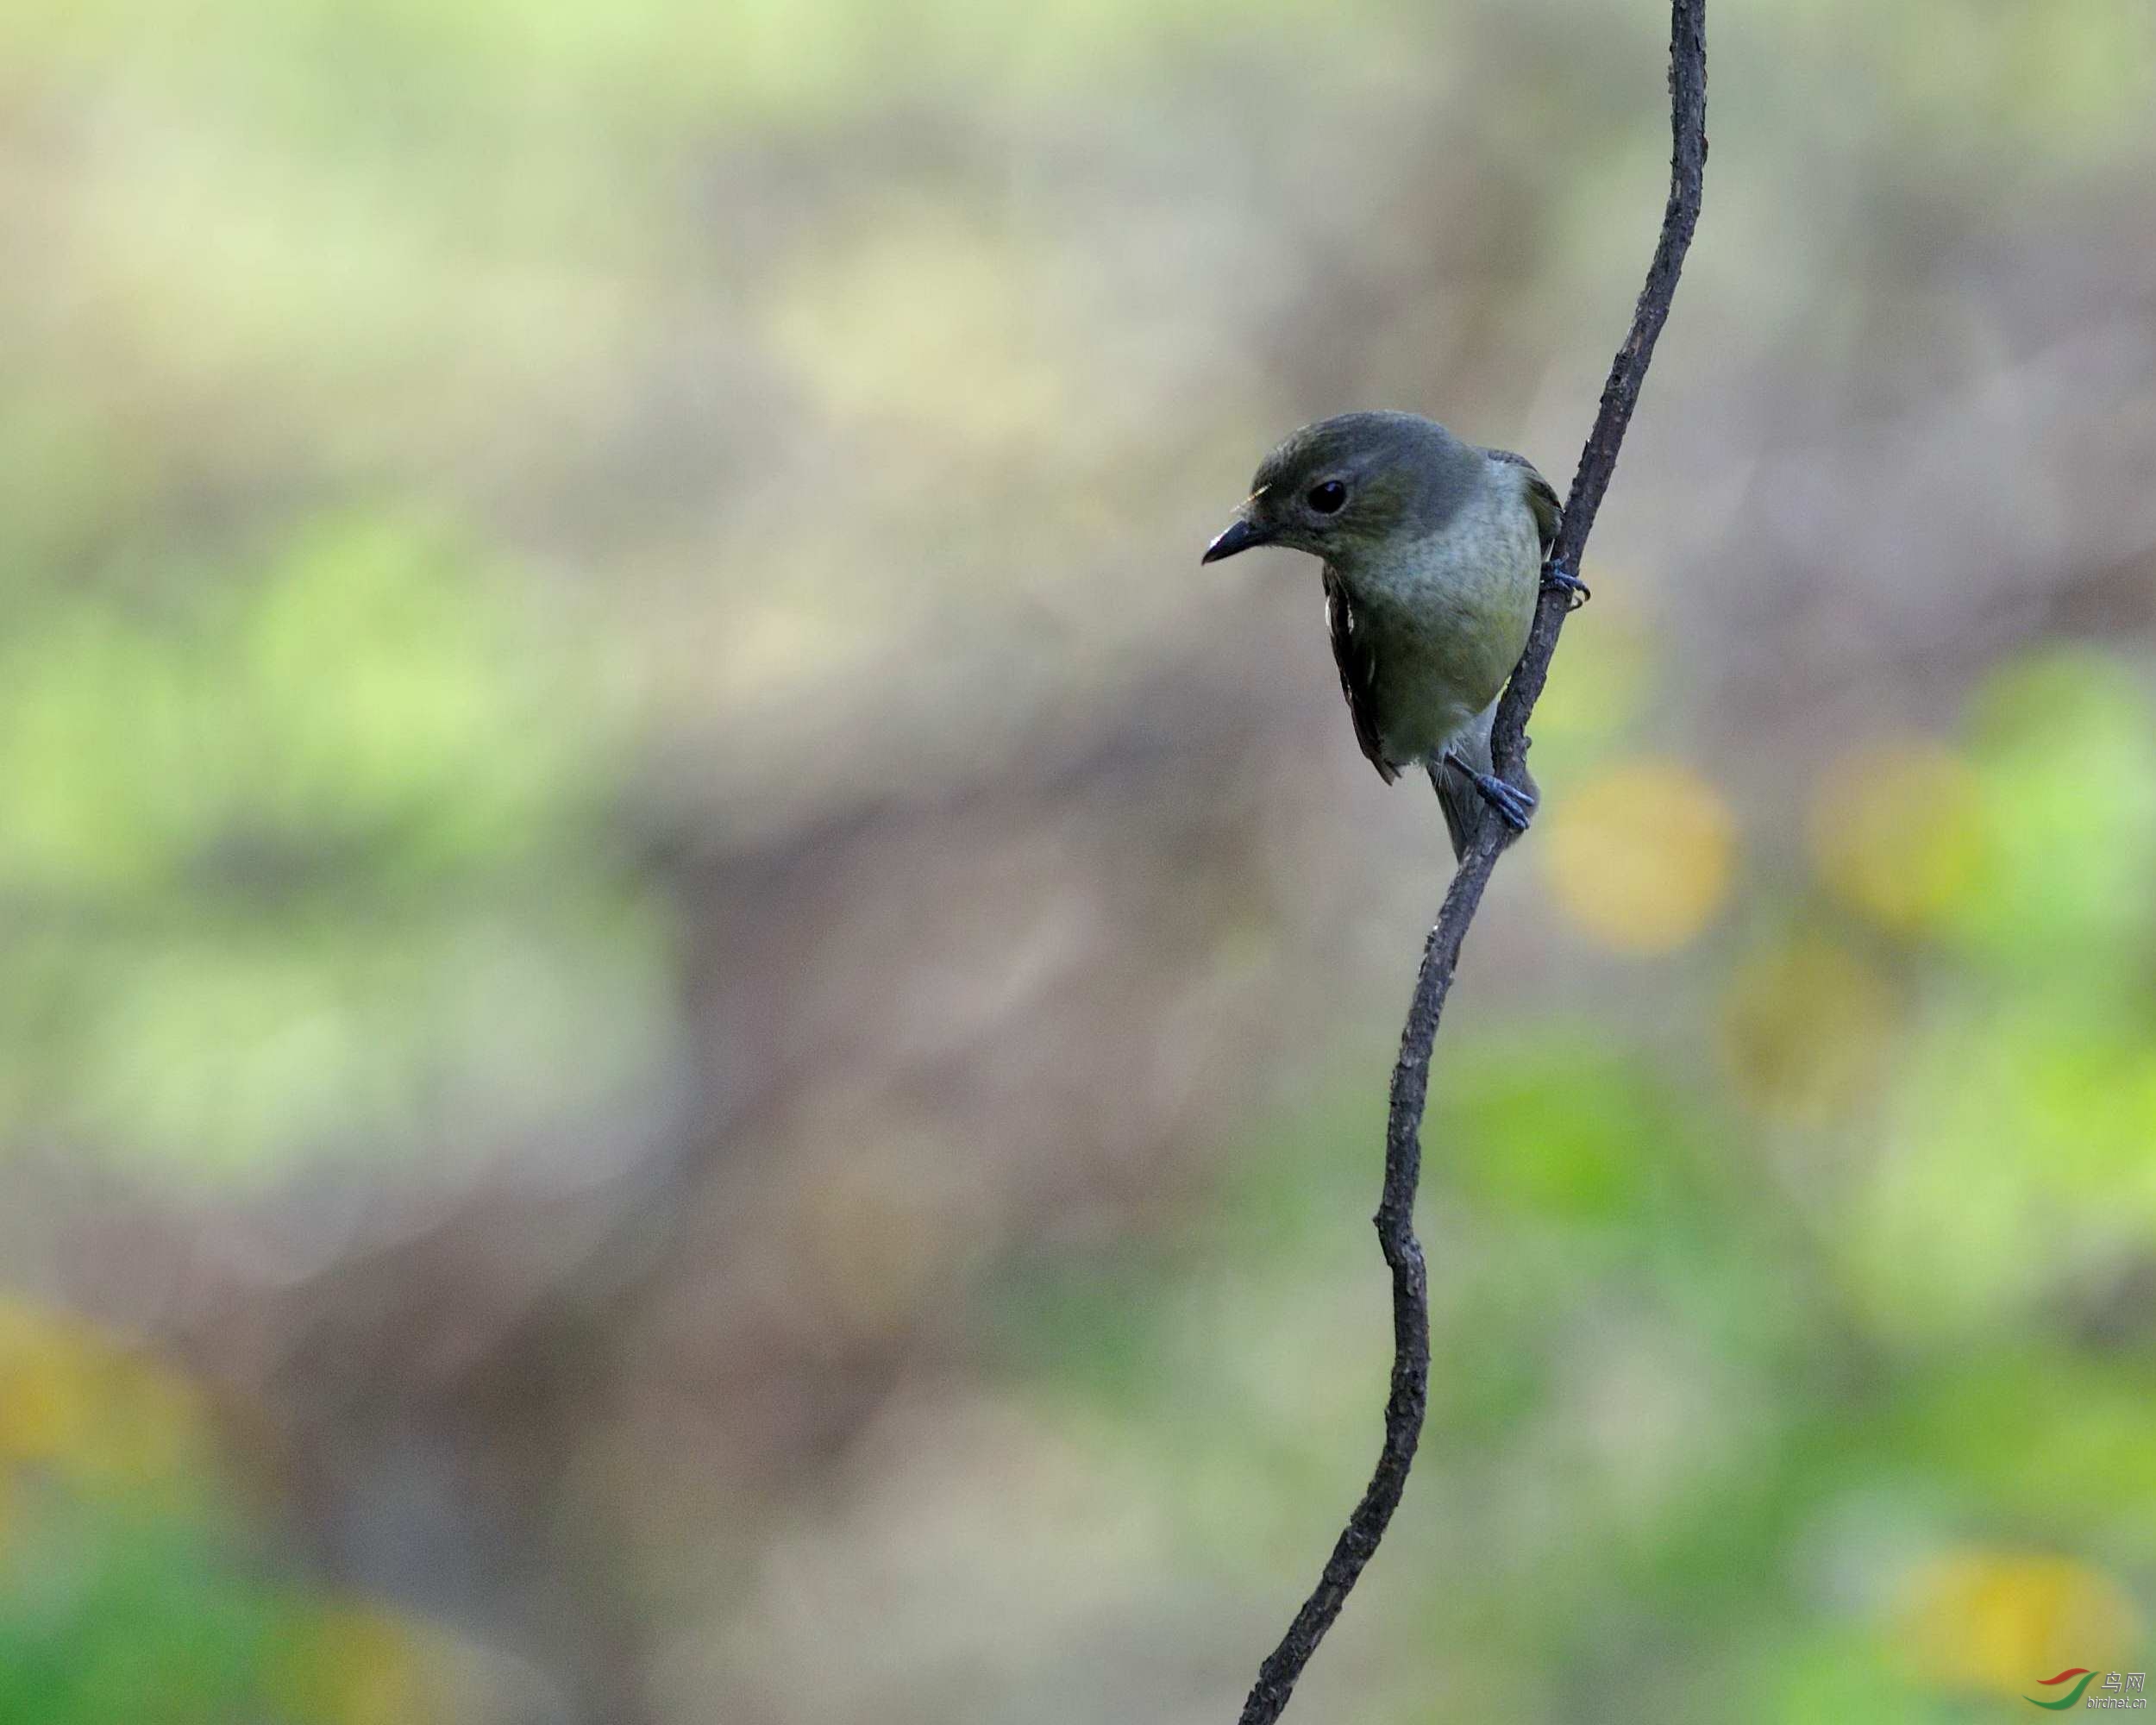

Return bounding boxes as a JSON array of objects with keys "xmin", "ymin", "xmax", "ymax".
[
  {"xmin": 1720, "ymin": 935, "xmax": 1898, "ymax": 1124},
  {"xmin": 1545, "ymin": 760, "xmax": 1737, "ymax": 952},
  {"xmin": 268, "ymin": 1603, "xmax": 437, "ymax": 1725},
  {"xmin": 0, "ymin": 1296, "xmax": 214, "ymax": 1491},
  {"xmin": 1809, "ymin": 735, "xmax": 1986, "ymax": 933},
  {"xmin": 1897, "ymin": 1548, "xmax": 2139, "ymax": 1695}
]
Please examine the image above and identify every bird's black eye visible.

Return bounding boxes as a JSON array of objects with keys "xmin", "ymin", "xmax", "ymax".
[{"xmin": 1307, "ymin": 480, "xmax": 1347, "ymax": 515}]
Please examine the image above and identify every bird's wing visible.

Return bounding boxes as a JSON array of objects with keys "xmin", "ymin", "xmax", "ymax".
[
  {"xmin": 1484, "ymin": 447, "xmax": 1562, "ymax": 558},
  {"xmin": 1322, "ymin": 565, "xmax": 1397, "ymax": 785}
]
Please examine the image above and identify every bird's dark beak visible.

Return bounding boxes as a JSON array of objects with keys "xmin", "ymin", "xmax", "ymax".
[{"xmin": 1200, "ymin": 514, "xmax": 1272, "ymax": 564}]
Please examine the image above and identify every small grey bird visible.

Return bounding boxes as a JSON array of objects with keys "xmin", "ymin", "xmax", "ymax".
[{"xmin": 1201, "ymin": 411, "xmax": 1569, "ymax": 858}]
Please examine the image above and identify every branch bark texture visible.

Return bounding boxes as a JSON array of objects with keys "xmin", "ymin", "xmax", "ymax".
[{"xmin": 1234, "ymin": 7, "xmax": 1707, "ymax": 1721}]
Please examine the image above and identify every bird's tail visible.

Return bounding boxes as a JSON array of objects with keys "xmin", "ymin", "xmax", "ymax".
[{"xmin": 1429, "ymin": 699, "xmax": 1539, "ymax": 862}]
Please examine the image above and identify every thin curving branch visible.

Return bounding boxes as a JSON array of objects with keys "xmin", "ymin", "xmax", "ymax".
[{"xmin": 1234, "ymin": 5, "xmax": 1707, "ymax": 1721}]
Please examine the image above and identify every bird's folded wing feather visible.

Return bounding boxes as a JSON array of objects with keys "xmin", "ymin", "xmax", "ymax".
[
  {"xmin": 1322, "ymin": 565, "xmax": 1396, "ymax": 785},
  {"xmin": 1484, "ymin": 447, "xmax": 1562, "ymax": 557}
]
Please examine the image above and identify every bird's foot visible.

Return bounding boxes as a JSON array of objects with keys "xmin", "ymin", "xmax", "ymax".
[
  {"xmin": 1474, "ymin": 774, "xmax": 1536, "ymax": 832},
  {"xmin": 1542, "ymin": 566, "xmax": 1591, "ymax": 610},
  {"xmin": 1444, "ymin": 752, "xmax": 1536, "ymax": 833}
]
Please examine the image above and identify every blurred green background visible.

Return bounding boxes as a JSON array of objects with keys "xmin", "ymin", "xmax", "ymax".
[{"xmin": 3, "ymin": 0, "xmax": 2155, "ymax": 1720}]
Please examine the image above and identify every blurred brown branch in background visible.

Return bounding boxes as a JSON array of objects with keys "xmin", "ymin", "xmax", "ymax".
[{"xmin": 1234, "ymin": 3, "xmax": 1708, "ymax": 1719}]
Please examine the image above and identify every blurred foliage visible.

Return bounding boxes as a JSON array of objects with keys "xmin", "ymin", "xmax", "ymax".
[
  {"xmin": 991, "ymin": 639, "xmax": 2156, "ymax": 1723},
  {"xmin": 0, "ymin": 499, "xmax": 666, "ymax": 1178},
  {"xmin": 0, "ymin": 1301, "xmax": 454, "ymax": 1725}
]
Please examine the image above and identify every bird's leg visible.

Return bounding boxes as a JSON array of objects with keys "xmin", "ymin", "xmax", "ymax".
[
  {"xmin": 1442, "ymin": 750, "xmax": 1536, "ymax": 833},
  {"xmin": 1541, "ymin": 564, "xmax": 1590, "ymax": 609}
]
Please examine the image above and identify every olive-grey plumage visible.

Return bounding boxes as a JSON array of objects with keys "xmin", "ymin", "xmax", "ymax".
[{"xmin": 1202, "ymin": 411, "xmax": 1558, "ymax": 857}]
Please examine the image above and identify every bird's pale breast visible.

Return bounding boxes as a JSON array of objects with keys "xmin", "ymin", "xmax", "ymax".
[{"xmin": 1346, "ymin": 467, "xmax": 1542, "ymax": 768}]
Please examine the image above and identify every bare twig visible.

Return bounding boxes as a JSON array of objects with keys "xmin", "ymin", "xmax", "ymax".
[{"xmin": 1233, "ymin": 6, "xmax": 1708, "ymax": 1720}]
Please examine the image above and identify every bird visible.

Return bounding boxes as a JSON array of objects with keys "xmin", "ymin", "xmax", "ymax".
[{"xmin": 1200, "ymin": 410, "xmax": 1572, "ymax": 859}]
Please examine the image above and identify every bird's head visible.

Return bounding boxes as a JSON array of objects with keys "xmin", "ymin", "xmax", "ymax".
[{"xmin": 1201, "ymin": 411, "xmax": 1481, "ymax": 570}]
